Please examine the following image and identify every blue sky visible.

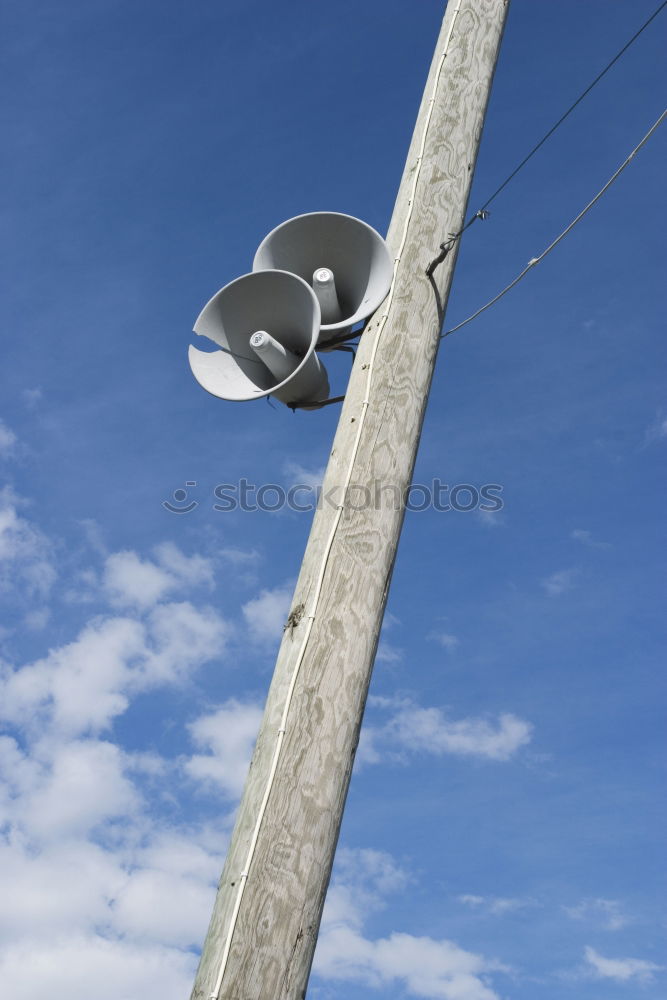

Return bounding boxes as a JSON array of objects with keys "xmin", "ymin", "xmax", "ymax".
[{"xmin": 1, "ymin": 1, "xmax": 665, "ymax": 997}]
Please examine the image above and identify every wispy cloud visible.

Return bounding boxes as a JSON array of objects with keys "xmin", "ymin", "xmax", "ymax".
[
  {"xmin": 283, "ymin": 460, "xmax": 325, "ymax": 492},
  {"xmin": 23, "ymin": 607, "xmax": 51, "ymax": 631},
  {"xmin": 0, "ymin": 487, "xmax": 57, "ymax": 600},
  {"xmin": 218, "ymin": 545, "xmax": 261, "ymax": 566},
  {"xmin": 1, "ymin": 602, "xmax": 228, "ymax": 738},
  {"xmin": 0, "ymin": 934, "xmax": 198, "ymax": 1000},
  {"xmin": 376, "ymin": 641, "xmax": 403, "ymax": 664},
  {"xmin": 459, "ymin": 894, "xmax": 535, "ymax": 916},
  {"xmin": 643, "ymin": 409, "xmax": 667, "ymax": 447},
  {"xmin": 103, "ymin": 543, "xmax": 214, "ymax": 610},
  {"xmin": 358, "ymin": 697, "xmax": 532, "ymax": 766},
  {"xmin": 583, "ymin": 945, "xmax": 663, "ymax": 983},
  {"xmin": 0, "ymin": 420, "xmax": 17, "ymax": 458},
  {"xmin": 427, "ymin": 631, "xmax": 460, "ymax": 651},
  {"xmin": 79, "ymin": 518, "xmax": 108, "ymax": 557},
  {"xmin": 476, "ymin": 508, "xmax": 504, "ymax": 529},
  {"xmin": 314, "ymin": 847, "xmax": 508, "ymax": 999},
  {"xmin": 540, "ymin": 568, "xmax": 578, "ymax": 597},
  {"xmin": 21, "ymin": 387, "xmax": 43, "ymax": 409},
  {"xmin": 375, "ymin": 613, "xmax": 404, "ymax": 664},
  {"xmin": 570, "ymin": 529, "xmax": 610, "ymax": 550},
  {"xmin": 0, "ymin": 529, "xmax": 238, "ymax": 1000},
  {"xmin": 184, "ymin": 698, "xmax": 263, "ymax": 798},
  {"xmin": 383, "ymin": 612, "xmax": 401, "ymax": 629},
  {"xmin": 564, "ymin": 898, "xmax": 629, "ymax": 931},
  {"xmin": 242, "ymin": 581, "xmax": 293, "ymax": 645},
  {"xmin": 387, "ymin": 704, "xmax": 532, "ymax": 761}
]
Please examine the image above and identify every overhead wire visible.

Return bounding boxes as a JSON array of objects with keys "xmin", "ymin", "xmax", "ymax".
[
  {"xmin": 441, "ymin": 109, "xmax": 666, "ymax": 338},
  {"xmin": 474, "ymin": 0, "xmax": 667, "ymax": 215},
  {"xmin": 426, "ymin": 0, "xmax": 667, "ymax": 275}
]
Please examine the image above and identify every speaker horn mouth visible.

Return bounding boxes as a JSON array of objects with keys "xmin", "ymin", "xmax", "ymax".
[
  {"xmin": 253, "ymin": 212, "xmax": 393, "ymax": 341},
  {"xmin": 189, "ymin": 270, "xmax": 329, "ymax": 405}
]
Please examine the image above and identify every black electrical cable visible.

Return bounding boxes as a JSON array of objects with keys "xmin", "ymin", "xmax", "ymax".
[
  {"xmin": 440, "ymin": 109, "xmax": 666, "ymax": 339},
  {"xmin": 477, "ymin": 0, "xmax": 667, "ymax": 215},
  {"xmin": 426, "ymin": 0, "xmax": 667, "ymax": 276}
]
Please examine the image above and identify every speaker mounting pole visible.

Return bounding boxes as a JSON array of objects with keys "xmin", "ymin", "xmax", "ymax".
[{"xmin": 190, "ymin": 2, "xmax": 510, "ymax": 997}]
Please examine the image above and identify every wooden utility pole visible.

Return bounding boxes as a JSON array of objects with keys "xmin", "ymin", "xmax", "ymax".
[{"xmin": 191, "ymin": 2, "xmax": 510, "ymax": 997}]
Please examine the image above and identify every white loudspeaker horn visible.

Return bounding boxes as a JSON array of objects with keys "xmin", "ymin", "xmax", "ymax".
[
  {"xmin": 253, "ymin": 212, "xmax": 393, "ymax": 344},
  {"xmin": 188, "ymin": 270, "xmax": 329, "ymax": 406}
]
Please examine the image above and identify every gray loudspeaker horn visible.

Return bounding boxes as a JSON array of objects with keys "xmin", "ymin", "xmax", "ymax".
[
  {"xmin": 188, "ymin": 270, "xmax": 329, "ymax": 406},
  {"xmin": 253, "ymin": 212, "xmax": 393, "ymax": 344}
]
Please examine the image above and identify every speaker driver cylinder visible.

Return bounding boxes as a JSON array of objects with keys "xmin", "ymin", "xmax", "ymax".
[
  {"xmin": 249, "ymin": 330, "xmax": 301, "ymax": 383},
  {"xmin": 312, "ymin": 268, "xmax": 342, "ymax": 324}
]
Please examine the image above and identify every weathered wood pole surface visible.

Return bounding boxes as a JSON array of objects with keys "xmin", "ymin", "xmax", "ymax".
[{"xmin": 191, "ymin": 1, "xmax": 509, "ymax": 997}]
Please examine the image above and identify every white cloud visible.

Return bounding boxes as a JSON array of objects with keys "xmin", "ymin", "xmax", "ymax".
[
  {"xmin": 459, "ymin": 894, "xmax": 485, "ymax": 907},
  {"xmin": 153, "ymin": 541, "xmax": 214, "ymax": 587},
  {"xmin": 314, "ymin": 847, "xmax": 506, "ymax": 1000},
  {"xmin": 21, "ymin": 387, "xmax": 42, "ymax": 409},
  {"xmin": 459, "ymin": 894, "xmax": 534, "ymax": 915},
  {"xmin": 242, "ymin": 582, "xmax": 293, "ymax": 644},
  {"xmin": 0, "ymin": 734, "xmax": 225, "ymax": 996},
  {"xmin": 110, "ymin": 866, "xmax": 215, "ymax": 947},
  {"xmin": 382, "ymin": 612, "xmax": 401, "ymax": 629},
  {"xmin": 0, "ymin": 526, "xmax": 241, "ymax": 1000},
  {"xmin": 185, "ymin": 698, "xmax": 263, "ymax": 798},
  {"xmin": 476, "ymin": 509, "xmax": 503, "ymax": 529},
  {"xmin": 0, "ymin": 474, "xmax": 514, "ymax": 1000},
  {"xmin": 427, "ymin": 631, "xmax": 460, "ymax": 651},
  {"xmin": 334, "ymin": 847, "xmax": 410, "ymax": 900},
  {"xmin": 103, "ymin": 544, "xmax": 213, "ymax": 610},
  {"xmin": 376, "ymin": 640, "xmax": 403, "ymax": 664},
  {"xmin": 317, "ymin": 848, "xmax": 410, "ymax": 936},
  {"xmin": 316, "ymin": 928, "xmax": 502, "ymax": 1000},
  {"xmin": 584, "ymin": 945, "xmax": 663, "ymax": 983},
  {"xmin": 0, "ymin": 838, "xmax": 124, "ymax": 942},
  {"xmin": 356, "ymin": 698, "xmax": 533, "ymax": 768},
  {"xmin": 0, "ymin": 735, "xmax": 41, "ymax": 815},
  {"xmin": 489, "ymin": 899, "xmax": 529, "ymax": 916},
  {"xmin": 355, "ymin": 726, "xmax": 383, "ymax": 767},
  {"xmin": 0, "ymin": 935, "xmax": 196, "ymax": 1000},
  {"xmin": 0, "ymin": 601, "xmax": 228, "ymax": 738},
  {"xmin": 136, "ymin": 830, "xmax": 224, "ymax": 884},
  {"xmin": 283, "ymin": 460, "xmax": 325, "ymax": 492},
  {"xmin": 385, "ymin": 702, "xmax": 533, "ymax": 762},
  {"xmin": 0, "ymin": 616, "xmax": 145, "ymax": 735},
  {"xmin": 23, "ymin": 607, "xmax": 50, "ymax": 630},
  {"xmin": 16, "ymin": 739, "xmax": 140, "ymax": 840},
  {"xmin": 144, "ymin": 600, "xmax": 228, "ymax": 685},
  {"xmin": 571, "ymin": 529, "xmax": 610, "ymax": 550},
  {"xmin": 218, "ymin": 545, "xmax": 261, "ymax": 566},
  {"xmin": 541, "ymin": 568, "xmax": 578, "ymax": 597},
  {"xmin": 564, "ymin": 898, "xmax": 629, "ymax": 931},
  {"xmin": 80, "ymin": 518, "xmax": 108, "ymax": 557},
  {"xmin": 643, "ymin": 409, "xmax": 667, "ymax": 446},
  {"xmin": 375, "ymin": 614, "xmax": 404, "ymax": 663},
  {"xmin": 0, "ymin": 419, "xmax": 17, "ymax": 458},
  {"xmin": 103, "ymin": 550, "xmax": 173, "ymax": 608},
  {"xmin": 0, "ymin": 710, "xmax": 226, "ymax": 999},
  {"xmin": 0, "ymin": 487, "xmax": 56, "ymax": 599}
]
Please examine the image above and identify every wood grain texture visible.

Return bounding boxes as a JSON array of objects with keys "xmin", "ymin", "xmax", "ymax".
[{"xmin": 190, "ymin": 2, "xmax": 510, "ymax": 997}]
